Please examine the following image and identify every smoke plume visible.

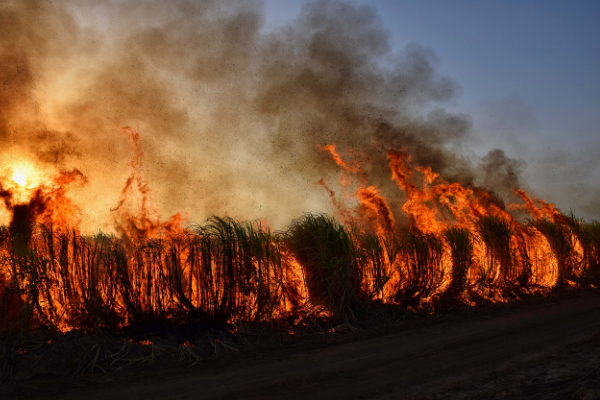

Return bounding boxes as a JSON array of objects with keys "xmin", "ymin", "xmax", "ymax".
[{"xmin": 0, "ymin": 0, "xmax": 576, "ymax": 231}]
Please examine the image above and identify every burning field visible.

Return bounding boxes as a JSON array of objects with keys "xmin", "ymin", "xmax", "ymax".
[{"xmin": 1, "ymin": 0, "xmax": 599, "ymax": 389}]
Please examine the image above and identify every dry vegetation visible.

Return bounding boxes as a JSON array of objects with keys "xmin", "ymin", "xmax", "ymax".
[{"xmin": 1, "ymin": 210, "xmax": 600, "ymax": 383}]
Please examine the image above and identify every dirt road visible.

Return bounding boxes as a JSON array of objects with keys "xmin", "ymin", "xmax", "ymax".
[{"xmin": 27, "ymin": 291, "xmax": 600, "ymax": 399}]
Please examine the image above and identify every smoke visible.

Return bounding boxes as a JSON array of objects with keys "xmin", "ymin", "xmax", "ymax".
[
  {"xmin": 0, "ymin": 0, "xmax": 578, "ymax": 231},
  {"xmin": 479, "ymin": 149, "xmax": 526, "ymax": 202},
  {"xmin": 527, "ymin": 144, "xmax": 600, "ymax": 220}
]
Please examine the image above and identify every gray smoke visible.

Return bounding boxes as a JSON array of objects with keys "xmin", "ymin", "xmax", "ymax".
[{"xmin": 0, "ymin": 0, "xmax": 557, "ymax": 231}]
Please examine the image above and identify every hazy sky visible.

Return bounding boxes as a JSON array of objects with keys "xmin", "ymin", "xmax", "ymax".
[{"xmin": 265, "ymin": 1, "xmax": 600, "ymax": 142}]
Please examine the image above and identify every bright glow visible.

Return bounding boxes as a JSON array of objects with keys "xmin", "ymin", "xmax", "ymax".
[
  {"xmin": 10, "ymin": 162, "xmax": 41, "ymax": 190},
  {"xmin": 4, "ymin": 162, "xmax": 44, "ymax": 204},
  {"xmin": 12, "ymin": 171, "xmax": 28, "ymax": 187}
]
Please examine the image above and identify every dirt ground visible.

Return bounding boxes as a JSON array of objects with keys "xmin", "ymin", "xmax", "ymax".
[{"xmin": 7, "ymin": 289, "xmax": 600, "ymax": 400}]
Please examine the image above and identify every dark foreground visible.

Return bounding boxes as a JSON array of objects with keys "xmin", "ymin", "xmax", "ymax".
[{"xmin": 9, "ymin": 290, "xmax": 600, "ymax": 400}]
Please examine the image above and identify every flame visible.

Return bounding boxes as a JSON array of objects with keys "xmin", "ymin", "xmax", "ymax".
[
  {"xmin": 10, "ymin": 161, "xmax": 41, "ymax": 188},
  {"xmin": 3, "ymin": 161, "xmax": 44, "ymax": 205},
  {"xmin": 0, "ymin": 131, "xmax": 592, "ymax": 336},
  {"xmin": 319, "ymin": 142, "xmax": 575, "ymax": 305},
  {"xmin": 111, "ymin": 126, "xmax": 185, "ymax": 240},
  {"xmin": 12, "ymin": 171, "xmax": 27, "ymax": 187}
]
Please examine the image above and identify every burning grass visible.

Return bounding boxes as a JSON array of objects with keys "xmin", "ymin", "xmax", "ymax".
[
  {"xmin": 0, "ymin": 0, "xmax": 596, "ymax": 389},
  {"xmin": 1, "ymin": 136, "xmax": 599, "ymax": 384},
  {"xmin": 1, "ymin": 209, "xmax": 599, "ymax": 338},
  {"xmin": 0, "ymin": 205, "xmax": 599, "ymax": 383}
]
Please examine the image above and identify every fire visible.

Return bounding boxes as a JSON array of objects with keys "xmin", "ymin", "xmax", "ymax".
[
  {"xmin": 12, "ymin": 171, "xmax": 27, "ymax": 187},
  {"xmin": 0, "ymin": 0, "xmax": 596, "ymax": 351},
  {"xmin": 10, "ymin": 162, "xmax": 40, "ymax": 189},
  {"xmin": 0, "ymin": 130, "xmax": 596, "ymax": 339},
  {"xmin": 112, "ymin": 126, "xmax": 185, "ymax": 239},
  {"xmin": 318, "ymin": 143, "xmax": 584, "ymax": 304}
]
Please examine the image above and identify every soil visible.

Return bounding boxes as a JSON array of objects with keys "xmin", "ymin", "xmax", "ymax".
[{"xmin": 5, "ymin": 288, "xmax": 600, "ymax": 400}]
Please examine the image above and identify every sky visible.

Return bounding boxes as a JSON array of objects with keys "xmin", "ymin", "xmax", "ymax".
[
  {"xmin": 263, "ymin": 0, "xmax": 600, "ymax": 217},
  {"xmin": 265, "ymin": 1, "xmax": 600, "ymax": 144}
]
